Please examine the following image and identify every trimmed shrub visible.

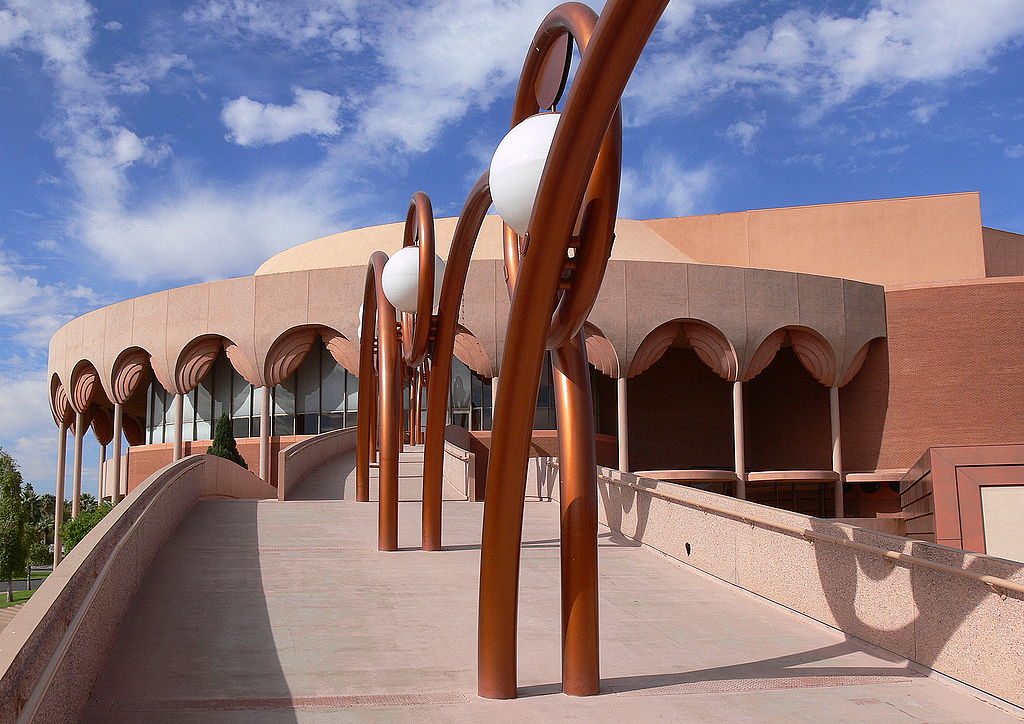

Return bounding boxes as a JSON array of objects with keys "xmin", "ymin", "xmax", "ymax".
[{"xmin": 207, "ymin": 413, "xmax": 248, "ymax": 469}]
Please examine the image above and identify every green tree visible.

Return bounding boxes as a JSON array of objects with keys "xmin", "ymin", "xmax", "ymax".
[
  {"xmin": 207, "ymin": 413, "xmax": 248, "ymax": 469},
  {"xmin": 0, "ymin": 450, "xmax": 29, "ymax": 602},
  {"xmin": 59, "ymin": 502, "xmax": 114, "ymax": 553}
]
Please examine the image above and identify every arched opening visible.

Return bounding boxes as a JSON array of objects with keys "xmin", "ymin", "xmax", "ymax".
[{"xmin": 625, "ymin": 320, "xmax": 736, "ymax": 473}]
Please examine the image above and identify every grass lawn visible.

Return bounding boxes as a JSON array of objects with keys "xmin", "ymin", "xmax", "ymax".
[{"xmin": 1, "ymin": 588, "xmax": 35, "ymax": 609}]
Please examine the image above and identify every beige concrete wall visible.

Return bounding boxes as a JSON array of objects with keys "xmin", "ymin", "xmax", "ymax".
[
  {"xmin": 442, "ymin": 441, "xmax": 475, "ymax": 501},
  {"xmin": 525, "ymin": 459, "xmax": 1024, "ymax": 708},
  {"xmin": 277, "ymin": 427, "xmax": 358, "ymax": 501},
  {"xmin": 0, "ymin": 455, "xmax": 274, "ymax": 723},
  {"xmin": 980, "ymin": 486, "xmax": 1024, "ymax": 562},
  {"xmin": 49, "ymin": 260, "xmax": 885, "ymax": 412},
  {"xmin": 642, "ymin": 193, "xmax": 987, "ymax": 288}
]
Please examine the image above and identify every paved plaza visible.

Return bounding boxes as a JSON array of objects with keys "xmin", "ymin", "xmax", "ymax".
[{"xmin": 82, "ymin": 450, "xmax": 1020, "ymax": 722}]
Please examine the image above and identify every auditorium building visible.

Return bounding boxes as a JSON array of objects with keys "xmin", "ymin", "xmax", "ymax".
[{"xmin": 46, "ymin": 191, "xmax": 1024, "ymax": 559}]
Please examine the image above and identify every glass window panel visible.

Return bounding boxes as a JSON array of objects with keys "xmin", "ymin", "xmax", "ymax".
[
  {"xmin": 345, "ymin": 369, "xmax": 359, "ymax": 412},
  {"xmin": 195, "ymin": 419, "xmax": 211, "ymax": 441},
  {"xmin": 273, "ymin": 415, "xmax": 295, "ymax": 436},
  {"xmin": 322, "ymin": 353, "xmax": 345, "ymax": 413},
  {"xmin": 197, "ymin": 375, "xmax": 213, "ymax": 426},
  {"xmin": 213, "ymin": 353, "xmax": 232, "ymax": 422},
  {"xmin": 296, "ymin": 343, "xmax": 320, "ymax": 415},
  {"xmin": 274, "ymin": 378, "xmax": 295, "ymax": 416},
  {"xmin": 451, "ymin": 360, "xmax": 471, "ymax": 410},
  {"xmin": 232, "ymin": 375, "xmax": 251, "ymax": 418},
  {"xmin": 182, "ymin": 389, "xmax": 195, "ymax": 423},
  {"xmin": 233, "ymin": 417, "xmax": 250, "ymax": 439},
  {"xmin": 163, "ymin": 389, "xmax": 175, "ymax": 426},
  {"xmin": 345, "ymin": 411, "xmax": 359, "ymax": 429},
  {"xmin": 452, "ymin": 411, "xmax": 469, "ymax": 430},
  {"xmin": 471, "ymin": 408, "xmax": 482, "ymax": 430},
  {"xmin": 321, "ymin": 412, "xmax": 346, "ymax": 432}
]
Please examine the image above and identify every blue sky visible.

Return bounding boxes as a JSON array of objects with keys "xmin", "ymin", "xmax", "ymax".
[{"xmin": 1, "ymin": 0, "xmax": 1023, "ymax": 494}]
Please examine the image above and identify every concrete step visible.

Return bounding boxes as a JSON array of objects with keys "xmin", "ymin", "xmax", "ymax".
[{"xmin": 0, "ymin": 603, "xmax": 25, "ymax": 633}]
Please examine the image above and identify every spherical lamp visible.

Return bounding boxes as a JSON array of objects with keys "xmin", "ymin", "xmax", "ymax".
[
  {"xmin": 489, "ymin": 112, "xmax": 561, "ymax": 235},
  {"xmin": 381, "ymin": 245, "xmax": 446, "ymax": 314}
]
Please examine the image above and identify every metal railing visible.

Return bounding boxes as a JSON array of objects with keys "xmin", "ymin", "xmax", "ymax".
[{"xmin": 551, "ymin": 459, "xmax": 1024, "ymax": 599}]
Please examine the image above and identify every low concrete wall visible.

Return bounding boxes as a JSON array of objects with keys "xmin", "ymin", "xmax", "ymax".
[
  {"xmin": 277, "ymin": 427, "xmax": 358, "ymax": 501},
  {"xmin": 442, "ymin": 441, "xmax": 475, "ymax": 501},
  {"xmin": 0, "ymin": 455, "xmax": 274, "ymax": 724},
  {"xmin": 526, "ymin": 459, "xmax": 1024, "ymax": 708}
]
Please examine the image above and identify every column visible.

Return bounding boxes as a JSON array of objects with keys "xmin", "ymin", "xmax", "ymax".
[
  {"xmin": 98, "ymin": 443, "xmax": 107, "ymax": 500},
  {"xmin": 616, "ymin": 376, "xmax": 628, "ymax": 472},
  {"xmin": 172, "ymin": 393, "xmax": 184, "ymax": 461},
  {"xmin": 71, "ymin": 411, "xmax": 85, "ymax": 518},
  {"xmin": 53, "ymin": 422, "xmax": 68, "ymax": 567},
  {"xmin": 259, "ymin": 386, "xmax": 271, "ymax": 481},
  {"xmin": 491, "ymin": 375, "xmax": 498, "ymax": 411},
  {"xmin": 111, "ymin": 402, "xmax": 123, "ymax": 504},
  {"xmin": 830, "ymin": 386, "xmax": 845, "ymax": 518},
  {"xmin": 733, "ymin": 380, "xmax": 746, "ymax": 500}
]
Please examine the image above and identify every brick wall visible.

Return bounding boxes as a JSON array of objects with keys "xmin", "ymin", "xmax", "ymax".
[{"xmin": 842, "ymin": 278, "xmax": 1024, "ymax": 471}]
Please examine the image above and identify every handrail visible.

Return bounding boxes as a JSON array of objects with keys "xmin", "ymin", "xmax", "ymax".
[
  {"xmin": 443, "ymin": 441, "xmax": 472, "ymax": 463},
  {"xmin": 546, "ymin": 459, "xmax": 1023, "ymax": 599}
]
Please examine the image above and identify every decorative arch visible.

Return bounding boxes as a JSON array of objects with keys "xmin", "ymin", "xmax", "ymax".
[
  {"xmin": 69, "ymin": 360, "xmax": 101, "ymax": 414},
  {"xmin": 90, "ymin": 406, "xmax": 114, "ymax": 446},
  {"xmin": 49, "ymin": 375, "xmax": 74, "ymax": 428},
  {"xmin": 582, "ymin": 323, "xmax": 619, "ymax": 378},
  {"xmin": 321, "ymin": 330, "xmax": 359, "ymax": 376},
  {"xmin": 111, "ymin": 348, "xmax": 151, "ymax": 404},
  {"xmin": 628, "ymin": 319, "xmax": 736, "ymax": 380},
  {"xmin": 838, "ymin": 337, "xmax": 880, "ymax": 387},
  {"xmin": 627, "ymin": 321, "xmax": 676, "ymax": 378},
  {"xmin": 681, "ymin": 321, "xmax": 738, "ymax": 381},
  {"xmin": 453, "ymin": 325, "xmax": 493, "ymax": 378},
  {"xmin": 175, "ymin": 335, "xmax": 227, "ymax": 394},
  {"xmin": 122, "ymin": 414, "xmax": 146, "ymax": 446},
  {"xmin": 264, "ymin": 326, "xmax": 320, "ymax": 388},
  {"xmin": 788, "ymin": 327, "xmax": 838, "ymax": 387},
  {"xmin": 223, "ymin": 343, "xmax": 260, "ymax": 387},
  {"xmin": 742, "ymin": 329, "xmax": 786, "ymax": 382}
]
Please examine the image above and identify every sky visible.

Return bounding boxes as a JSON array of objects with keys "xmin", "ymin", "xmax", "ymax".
[{"xmin": 1, "ymin": 0, "xmax": 1023, "ymax": 496}]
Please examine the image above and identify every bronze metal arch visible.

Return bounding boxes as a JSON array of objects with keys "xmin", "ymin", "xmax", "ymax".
[
  {"xmin": 478, "ymin": 0, "xmax": 668, "ymax": 699},
  {"xmin": 355, "ymin": 251, "xmax": 402, "ymax": 550},
  {"xmin": 421, "ymin": 173, "xmax": 493, "ymax": 551}
]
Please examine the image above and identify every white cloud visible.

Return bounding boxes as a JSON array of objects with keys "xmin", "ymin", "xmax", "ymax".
[
  {"xmin": 619, "ymin": 153, "xmax": 715, "ymax": 220},
  {"xmin": 102, "ymin": 20, "xmax": 122, "ymax": 31},
  {"xmin": 910, "ymin": 100, "xmax": 947, "ymax": 124},
  {"xmin": 628, "ymin": 0, "xmax": 1024, "ymax": 123},
  {"xmin": 222, "ymin": 87, "xmax": 342, "ymax": 146},
  {"xmin": 1006, "ymin": 144, "xmax": 1024, "ymax": 159},
  {"xmin": 185, "ymin": 0, "xmax": 362, "ymax": 51},
  {"xmin": 725, "ymin": 116, "xmax": 764, "ymax": 152},
  {"xmin": 113, "ymin": 51, "xmax": 191, "ymax": 94}
]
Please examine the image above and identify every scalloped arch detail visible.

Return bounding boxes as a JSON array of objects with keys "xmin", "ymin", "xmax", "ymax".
[
  {"xmin": 122, "ymin": 414, "xmax": 146, "ymax": 446},
  {"xmin": 742, "ymin": 329, "xmax": 786, "ymax": 382},
  {"xmin": 224, "ymin": 344, "xmax": 260, "ymax": 387},
  {"xmin": 454, "ymin": 326, "xmax": 493, "ymax": 378},
  {"xmin": 90, "ymin": 406, "xmax": 114, "ymax": 445},
  {"xmin": 627, "ymin": 322, "xmax": 677, "ymax": 378},
  {"xmin": 682, "ymin": 322, "xmax": 737, "ymax": 381},
  {"xmin": 322, "ymin": 331, "xmax": 359, "ymax": 376},
  {"xmin": 264, "ymin": 327, "xmax": 320, "ymax": 388},
  {"xmin": 838, "ymin": 338, "xmax": 877, "ymax": 387},
  {"xmin": 70, "ymin": 361, "xmax": 100, "ymax": 414},
  {"xmin": 175, "ymin": 336, "xmax": 225, "ymax": 394},
  {"xmin": 112, "ymin": 348, "xmax": 150, "ymax": 404},
  {"xmin": 789, "ymin": 327, "xmax": 837, "ymax": 386},
  {"xmin": 582, "ymin": 323, "xmax": 619, "ymax": 378},
  {"xmin": 50, "ymin": 377, "xmax": 74, "ymax": 427}
]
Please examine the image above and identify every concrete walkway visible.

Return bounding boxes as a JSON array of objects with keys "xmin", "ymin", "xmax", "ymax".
[{"xmin": 83, "ymin": 450, "xmax": 1020, "ymax": 722}]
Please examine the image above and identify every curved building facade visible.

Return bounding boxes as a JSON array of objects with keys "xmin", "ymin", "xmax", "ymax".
[{"xmin": 47, "ymin": 192, "xmax": 1024, "ymax": 549}]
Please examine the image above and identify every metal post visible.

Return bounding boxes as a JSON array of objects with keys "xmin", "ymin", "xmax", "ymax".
[
  {"xmin": 111, "ymin": 402, "xmax": 123, "ymax": 504},
  {"xmin": 53, "ymin": 422, "xmax": 68, "ymax": 566},
  {"xmin": 378, "ymin": 305, "xmax": 401, "ymax": 551},
  {"xmin": 616, "ymin": 376, "xmax": 628, "ymax": 472},
  {"xmin": 71, "ymin": 411, "xmax": 84, "ymax": 519},
  {"xmin": 733, "ymin": 380, "xmax": 746, "ymax": 499},
  {"xmin": 259, "ymin": 386, "xmax": 271, "ymax": 481},
  {"xmin": 552, "ymin": 333, "xmax": 600, "ymax": 695},
  {"xmin": 830, "ymin": 386, "xmax": 844, "ymax": 518},
  {"xmin": 172, "ymin": 393, "xmax": 184, "ymax": 461}
]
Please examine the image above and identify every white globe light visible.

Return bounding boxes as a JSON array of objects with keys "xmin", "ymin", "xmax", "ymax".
[
  {"xmin": 381, "ymin": 245, "xmax": 446, "ymax": 314},
  {"xmin": 489, "ymin": 112, "xmax": 560, "ymax": 235}
]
